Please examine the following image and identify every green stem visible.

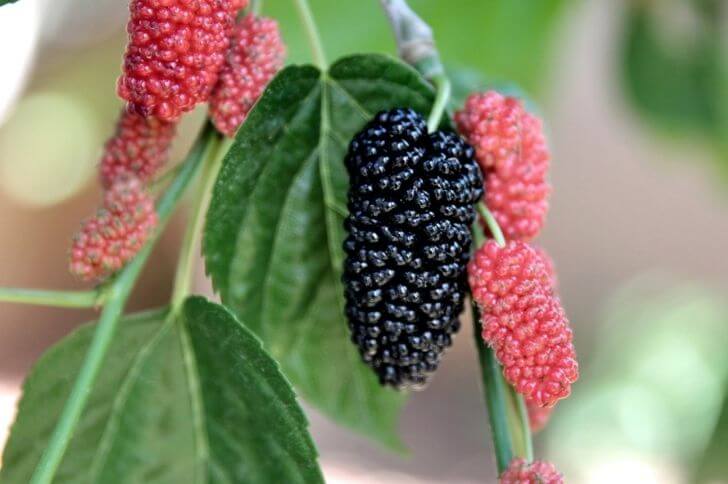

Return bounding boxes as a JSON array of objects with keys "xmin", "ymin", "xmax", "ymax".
[
  {"xmin": 514, "ymin": 392, "xmax": 534, "ymax": 461},
  {"xmin": 251, "ymin": 0, "xmax": 263, "ymax": 15},
  {"xmin": 0, "ymin": 288, "xmax": 99, "ymax": 308},
  {"xmin": 170, "ymin": 133, "xmax": 227, "ymax": 310},
  {"xmin": 292, "ymin": 0, "xmax": 327, "ymax": 68},
  {"xmin": 477, "ymin": 202, "xmax": 506, "ymax": 247},
  {"xmin": 472, "ymin": 303, "xmax": 514, "ymax": 474},
  {"xmin": 427, "ymin": 72, "xmax": 451, "ymax": 132},
  {"xmin": 28, "ymin": 123, "xmax": 216, "ymax": 484}
]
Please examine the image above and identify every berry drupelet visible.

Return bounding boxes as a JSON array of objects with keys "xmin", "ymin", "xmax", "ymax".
[
  {"xmin": 69, "ymin": 177, "xmax": 158, "ymax": 281},
  {"xmin": 209, "ymin": 13, "xmax": 286, "ymax": 137},
  {"xmin": 118, "ymin": 0, "xmax": 247, "ymax": 121},
  {"xmin": 343, "ymin": 108, "xmax": 483, "ymax": 389},
  {"xmin": 99, "ymin": 110, "xmax": 177, "ymax": 189}
]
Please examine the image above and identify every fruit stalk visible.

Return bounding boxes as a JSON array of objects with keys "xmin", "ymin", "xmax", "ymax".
[
  {"xmin": 378, "ymin": 0, "xmax": 450, "ymax": 132},
  {"xmin": 472, "ymin": 303, "xmax": 534, "ymax": 473}
]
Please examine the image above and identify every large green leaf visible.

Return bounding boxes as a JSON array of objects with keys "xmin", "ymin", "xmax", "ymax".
[
  {"xmin": 0, "ymin": 0, "xmax": 20, "ymax": 6},
  {"xmin": 203, "ymin": 54, "xmax": 444, "ymax": 449},
  {"xmin": 0, "ymin": 298, "xmax": 323, "ymax": 483}
]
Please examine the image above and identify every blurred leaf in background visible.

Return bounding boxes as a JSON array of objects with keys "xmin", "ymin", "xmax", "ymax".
[
  {"xmin": 621, "ymin": 0, "xmax": 728, "ymax": 179},
  {"xmin": 266, "ymin": 0, "xmax": 572, "ymax": 98},
  {"xmin": 545, "ymin": 278, "xmax": 728, "ymax": 482},
  {"xmin": 698, "ymin": 387, "xmax": 728, "ymax": 482}
]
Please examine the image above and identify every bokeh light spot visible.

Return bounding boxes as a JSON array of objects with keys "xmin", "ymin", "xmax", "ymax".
[{"xmin": 0, "ymin": 92, "xmax": 98, "ymax": 207}]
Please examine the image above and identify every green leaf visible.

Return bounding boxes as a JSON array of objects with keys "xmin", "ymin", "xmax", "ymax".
[
  {"xmin": 0, "ymin": 298, "xmax": 323, "ymax": 483},
  {"xmin": 204, "ymin": 53, "xmax": 443, "ymax": 449},
  {"xmin": 0, "ymin": 0, "xmax": 20, "ymax": 6}
]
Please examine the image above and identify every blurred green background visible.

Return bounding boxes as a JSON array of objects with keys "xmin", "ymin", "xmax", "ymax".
[{"xmin": 0, "ymin": 0, "xmax": 727, "ymax": 482}]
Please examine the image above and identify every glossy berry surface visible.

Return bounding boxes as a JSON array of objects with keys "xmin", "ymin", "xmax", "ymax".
[
  {"xmin": 209, "ymin": 14, "xmax": 285, "ymax": 137},
  {"xmin": 99, "ymin": 110, "xmax": 177, "ymax": 188},
  {"xmin": 343, "ymin": 108, "xmax": 483, "ymax": 389},
  {"xmin": 117, "ymin": 0, "xmax": 247, "ymax": 121},
  {"xmin": 469, "ymin": 240, "xmax": 578, "ymax": 406},
  {"xmin": 500, "ymin": 458, "xmax": 563, "ymax": 484},
  {"xmin": 69, "ymin": 177, "xmax": 158, "ymax": 281},
  {"xmin": 455, "ymin": 91, "xmax": 550, "ymax": 241}
]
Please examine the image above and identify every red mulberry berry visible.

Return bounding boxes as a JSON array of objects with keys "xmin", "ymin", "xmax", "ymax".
[
  {"xmin": 117, "ymin": 0, "xmax": 247, "ymax": 121},
  {"xmin": 468, "ymin": 240, "xmax": 578, "ymax": 406},
  {"xmin": 527, "ymin": 399, "xmax": 554, "ymax": 433},
  {"xmin": 210, "ymin": 14, "xmax": 286, "ymax": 137},
  {"xmin": 500, "ymin": 458, "xmax": 563, "ymax": 484},
  {"xmin": 69, "ymin": 177, "xmax": 158, "ymax": 281},
  {"xmin": 455, "ymin": 91, "xmax": 550, "ymax": 241},
  {"xmin": 99, "ymin": 110, "xmax": 177, "ymax": 189}
]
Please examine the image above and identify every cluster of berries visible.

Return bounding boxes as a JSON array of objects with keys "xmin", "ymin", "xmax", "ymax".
[
  {"xmin": 342, "ymin": 108, "xmax": 483, "ymax": 389},
  {"xmin": 70, "ymin": 0, "xmax": 285, "ymax": 281},
  {"xmin": 456, "ymin": 92, "xmax": 578, "ymax": 432},
  {"xmin": 500, "ymin": 458, "xmax": 563, "ymax": 484}
]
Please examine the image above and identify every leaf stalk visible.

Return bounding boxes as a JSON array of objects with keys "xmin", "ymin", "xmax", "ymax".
[
  {"xmin": 28, "ymin": 123, "xmax": 216, "ymax": 484},
  {"xmin": 0, "ymin": 288, "xmax": 100, "ymax": 308},
  {"xmin": 171, "ymin": 131, "xmax": 226, "ymax": 311},
  {"xmin": 293, "ymin": 0, "xmax": 327, "ymax": 68}
]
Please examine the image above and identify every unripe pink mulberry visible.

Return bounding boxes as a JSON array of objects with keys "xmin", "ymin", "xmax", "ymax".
[
  {"xmin": 69, "ymin": 177, "xmax": 158, "ymax": 281},
  {"xmin": 209, "ymin": 14, "xmax": 286, "ymax": 137},
  {"xmin": 117, "ymin": 0, "xmax": 248, "ymax": 121},
  {"xmin": 468, "ymin": 240, "xmax": 578, "ymax": 407},
  {"xmin": 500, "ymin": 458, "xmax": 563, "ymax": 484},
  {"xmin": 526, "ymin": 399, "xmax": 554, "ymax": 433},
  {"xmin": 455, "ymin": 91, "xmax": 550, "ymax": 241},
  {"xmin": 99, "ymin": 110, "xmax": 177, "ymax": 189}
]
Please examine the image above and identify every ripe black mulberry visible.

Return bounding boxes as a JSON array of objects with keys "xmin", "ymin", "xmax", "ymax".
[{"xmin": 343, "ymin": 108, "xmax": 483, "ymax": 389}]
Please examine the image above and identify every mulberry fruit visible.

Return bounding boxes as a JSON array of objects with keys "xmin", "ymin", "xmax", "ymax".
[
  {"xmin": 343, "ymin": 108, "xmax": 483, "ymax": 389},
  {"xmin": 500, "ymin": 458, "xmax": 563, "ymax": 484},
  {"xmin": 468, "ymin": 240, "xmax": 578, "ymax": 406},
  {"xmin": 117, "ymin": 0, "xmax": 247, "ymax": 121},
  {"xmin": 455, "ymin": 91, "xmax": 550, "ymax": 241},
  {"xmin": 209, "ymin": 14, "xmax": 286, "ymax": 137},
  {"xmin": 69, "ymin": 177, "xmax": 158, "ymax": 281},
  {"xmin": 99, "ymin": 110, "xmax": 177, "ymax": 189}
]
